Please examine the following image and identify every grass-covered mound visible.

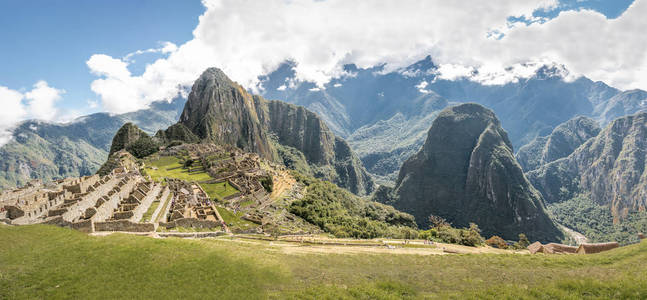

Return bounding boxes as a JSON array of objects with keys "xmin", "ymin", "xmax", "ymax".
[{"xmin": 2, "ymin": 225, "xmax": 647, "ymax": 299}]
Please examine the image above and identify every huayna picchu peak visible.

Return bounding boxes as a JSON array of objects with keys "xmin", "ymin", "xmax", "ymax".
[{"xmin": 167, "ymin": 68, "xmax": 375, "ymax": 195}]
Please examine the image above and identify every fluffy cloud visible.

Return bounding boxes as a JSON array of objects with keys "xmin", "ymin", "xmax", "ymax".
[
  {"xmin": 87, "ymin": 0, "xmax": 647, "ymax": 114},
  {"xmin": 0, "ymin": 81, "xmax": 65, "ymax": 146}
]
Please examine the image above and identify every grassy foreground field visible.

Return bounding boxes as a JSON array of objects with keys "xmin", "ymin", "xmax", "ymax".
[{"xmin": 1, "ymin": 225, "xmax": 647, "ymax": 299}]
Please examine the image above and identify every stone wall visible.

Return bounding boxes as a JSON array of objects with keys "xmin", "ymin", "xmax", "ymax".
[
  {"xmin": 92, "ymin": 177, "xmax": 139, "ymax": 223},
  {"xmin": 130, "ymin": 183, "xmax": 161, "ymax": 222},
  {"xmin": 164, "ymin": 217, "xmax": 220, "ymax": 229},
  {"xmin": 94, "ymin": 220, "xmax": 155, "ymax": 232},
  {"xmin": 61, "ymin": 176, "xmax": 120, "ymax": 222}
]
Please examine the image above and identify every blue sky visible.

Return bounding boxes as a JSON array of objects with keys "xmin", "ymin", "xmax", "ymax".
[
  {"xmin": 0, "ymin": 0, "xmax": 203, "ymax": 111},
  {"xmin": 0, "ymin": 0, "xmax": 640, "ymax": 121}
]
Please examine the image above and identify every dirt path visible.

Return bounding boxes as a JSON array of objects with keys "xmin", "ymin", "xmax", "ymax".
[{"xmin": 561, "ymin": 225, "xmax": 588, "ymax": 244}]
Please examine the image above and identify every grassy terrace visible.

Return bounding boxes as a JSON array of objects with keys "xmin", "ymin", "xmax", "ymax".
[
  {"xmin": 144, "ymin": 156, "xmax": 238, "ymax": 201},
  {"xmin": 2, "ymin": 225, "xmax": 647, "ymax": 299}
]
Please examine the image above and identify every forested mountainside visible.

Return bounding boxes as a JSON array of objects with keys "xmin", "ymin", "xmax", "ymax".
[{"xmin": 0, "ymin": 98, "xmax": 185, "ymax": 189}]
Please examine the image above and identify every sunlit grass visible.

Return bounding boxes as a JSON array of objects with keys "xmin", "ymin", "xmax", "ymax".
[{"xmin": 2, "ymin": 225, "xmax": 646, "ymax": 299}]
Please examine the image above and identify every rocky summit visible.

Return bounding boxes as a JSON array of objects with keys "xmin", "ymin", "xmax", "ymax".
[
  {"xmin": 516, "ymin": 116, "xmax": 601, "ymax": 172},
  {"xmin": 387, "ymin": 103, "xmax": 562, "ymax": 242},
  {"xmin": 528, "ymin": 111, "xmax": 647, "ymax": 222},
  {"xmin": 166, "ymin": 68, "xmax": 374, "ymax": 195}
]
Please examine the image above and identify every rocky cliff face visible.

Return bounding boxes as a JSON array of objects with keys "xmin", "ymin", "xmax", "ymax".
[
  {"xmin": 179, "ymin": 68, "xmax": 274, "ymax": 159},
  {"xmin": 389, "ymin": 103, "xmax": 562, "ymax": 242},
  {"xmin": 516, "ymin": 116, "xmax": 601, "ymax": 171},
  {"xmin": 174, "ymin": 68, "xmax": 374, "ymax": 195},
  {"xmin": 527, "ymin": 111, "xmax": 647, "ymax": 222}
]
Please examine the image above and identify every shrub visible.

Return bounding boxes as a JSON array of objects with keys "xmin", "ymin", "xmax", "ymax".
[
  {"xmin": 486, "ymin": 236, "xmax": 509, "ymax": 249},
  {"xmin": 260, "ymin": 175, "xmax": 273, "ymax": 193},
  {"xmin": 512, "ymin": 233, "xmax": 530, "ymax": 249},
  {"xmin": 125, "ymin": 136, "xmax": 159, "ymax": 159}
]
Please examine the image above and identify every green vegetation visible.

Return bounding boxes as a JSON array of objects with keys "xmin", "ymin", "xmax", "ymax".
[
  {"xmin": 289, "ymin": 172, "xmax": 418, "ymax": 239},
  {"xmin": 201, "ymin": 182, "xmax": 239, "ymax": 201},
  {"xmin": 259, "ymin": 175, "xmax": 273, "ymax": 193},
  {"xmin": 215, "ymin": 207, "xmax": 258, "ymax": 229},
  {"xmin": 154, "ymin": 192, "xmax": 173, "ymax": 223},
  {"xmin": 145, "ymin": 156, "xmax": 211, "ymax": 182},
  {"xmin": 549, "ymin": 195, "xmax": 647, "ymax": 245},
  {"xmin": 419, "ymin": 223, "xmax": 484, "ymax": 247},
  {"xmin": 2, "ymin": 225, "xmax": 647, "ymax": 299},
  {"xmin": 142, "ymin": 201, "xmax": 160, "ymax": 223},
  {"xmin": 125, "ymin": 135, "xmax": 159, "ymax": 159}
]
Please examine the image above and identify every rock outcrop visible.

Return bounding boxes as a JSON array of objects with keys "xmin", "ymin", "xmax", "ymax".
[
  {"xmin": 388, "ymin": 103, "xmax": 562, "ymax": 242},
  {"xmin": 527, "ymin": 111, "xmax": 647, "ymax": 222},
  {"xmin": 178, "ymin": 68, "xmax": 274, "ymax": 159},
  {"xmin": 516, "ymin": 116, "xmax": 601, "ymax": 171},
  {"xmin": 108, "ymin": 123, "xmax": 148, "ymax": 156},
  {"xmin": 174, "ymin": 68, "xmax": 374, "ymax": 195}
]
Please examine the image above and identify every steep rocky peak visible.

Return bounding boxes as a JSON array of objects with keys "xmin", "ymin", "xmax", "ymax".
[
  {"xmin": 422, "ymin": 103, "xmax": 511, "ymax": 155},
  {"xmin": 391, "ymin": 103, "xmax": 562, "ymax": 242}
]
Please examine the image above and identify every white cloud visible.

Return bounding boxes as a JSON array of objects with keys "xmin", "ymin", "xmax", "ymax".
[
  {"xmin": 86, "ymin": 0, "xmax": 647, "ymax": 114},
  {"xmin": 0, "ymin": 81, "xmax": 66, "ymax": 146},
  {"xmin": 416, "ymin": 81, "xmax": 430, "ymax": 94},
  {"xmin": 24, "ymin": 81, "xmax": 65, "ymax": 121}
]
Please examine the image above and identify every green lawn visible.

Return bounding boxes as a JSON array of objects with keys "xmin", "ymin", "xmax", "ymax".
[
  {"xmin": 154, "ymin": 192, "xmax": 173, "ymax": 223},
  {"xmin": 216, "ymin": 207, "xmax": 258, "ymax": 230},
  {"xmin": 2, "ymin": 225, "xmax": 647, "ymax": 299},
  {"xmin": 145, "ymin": 156, "xmax": 239, "ymax": 200},
  {"xmin": 145, "ymin": 156, "xmax": 211, "ymax": 182},
  {"xmin": 202, "ymin": 181, "xmax": 239, "ymax": 200},
  {"xmin": 141, "ymin": 201, "xmax": 160, "ymax": 222}
]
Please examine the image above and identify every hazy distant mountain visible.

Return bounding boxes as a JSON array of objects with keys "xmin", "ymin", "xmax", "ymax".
[
  {"xmin": 374, "ymin": 103, "xmax": 562, "ymax": 242},
  {"xmin": 594, "ymin": 89, "xmax": 647, "ymax": 125},
  {"xmin": 0, "ymin": 98, "xmax": 185, "ymax": 189},
  {"xmin": 259, "ymin": 57, "xmax": 645, "ymax": 183},
  {"xmin": 516, "ymin": 116, "xmax": 601, "ymax": 172}
]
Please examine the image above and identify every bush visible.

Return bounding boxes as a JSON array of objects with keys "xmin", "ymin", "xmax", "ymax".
[
  {"xmin": 512, "ymin": 233, "xmax": 530, "ymax": 250},
  {"xmin": 289, "ymin": 172, "xmax": 417, "ymax": 239},
  {"xmin": 420, "ymin": 223, "xmax": 484, "ymax": 247},
  {"xmin": 125, "ymin": 136, "xmax": 159, "ymax": 159},
  {"xmin": 486, "ymin": 236, "xmax": 509, "ymax": 249},
  {"xmin": 260, "ymin": 175, "xmax": 273, "ymax": 193}
]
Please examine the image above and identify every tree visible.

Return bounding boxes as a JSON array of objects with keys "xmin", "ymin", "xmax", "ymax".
[
  {"xmin": 485, "ymin": 236, "xmax": 509, "ymax": 249},
  {"xmin": 513, "ymin": 233, "xmax": 530, "ymax": 249},
  {"xmin": 183, "ymin": 159, "xmax": 194, "ymax": 168},
  {"xmin": 428, "ymin": 214, "xmax": 450, "ymax": 229}
]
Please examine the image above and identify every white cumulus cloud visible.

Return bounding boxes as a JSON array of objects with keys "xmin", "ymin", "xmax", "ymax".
[
  {"xmin": 0, "ymin": 81, "xmax": 66, "ymax": 146},
  {"xmin": 86, "ymin": 0, "xmax": 647, "ymax": 114}
]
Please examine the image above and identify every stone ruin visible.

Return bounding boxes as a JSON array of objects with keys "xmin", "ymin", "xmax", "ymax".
[
  {"xmin": 0, "ymin": 169, "xmax": 170, "ymax": 233},
  {"xmin": 159, "ymin": 178, "xmax": 227, "ymax": 232}
]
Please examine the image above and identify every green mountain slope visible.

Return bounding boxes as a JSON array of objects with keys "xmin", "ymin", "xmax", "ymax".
[{"xmin": 0, "ymin": 98, "xmax": 185, "ymax": 189}]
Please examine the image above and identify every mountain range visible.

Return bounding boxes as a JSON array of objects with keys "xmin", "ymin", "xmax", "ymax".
[{"xmin": 258, "ymin": 57, "xmax": 647, "ymax": 183}]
